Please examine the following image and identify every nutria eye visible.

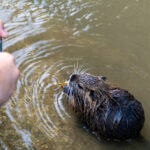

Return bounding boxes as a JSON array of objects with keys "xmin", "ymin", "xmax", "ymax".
[
  {"xmin": 70, "ymin": 74, "xmax": 78, "ymax": 82},
  {"xmin": 78, "ymin": 84, "xmax": 83, "ymax": 89}
]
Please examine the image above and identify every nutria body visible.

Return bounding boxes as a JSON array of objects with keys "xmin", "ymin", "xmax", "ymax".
[{"xmin": 63, "ymin": 73, "xmax": 145, "ymax": 140}]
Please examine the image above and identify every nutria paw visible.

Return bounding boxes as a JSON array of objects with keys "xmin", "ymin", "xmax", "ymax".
[{"xmin": 63, "ymin": 73, "xmax": 145, "ymax": 140}]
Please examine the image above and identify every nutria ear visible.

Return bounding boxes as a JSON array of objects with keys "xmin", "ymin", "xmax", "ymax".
[{"xmin": 100, "ymin": 76, "xmax": 107, "ymax": 81}]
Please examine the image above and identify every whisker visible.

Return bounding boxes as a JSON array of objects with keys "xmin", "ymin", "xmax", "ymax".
[{"xmin": 72, "ymin": 63, "xmax": 88, "ymax": 75}]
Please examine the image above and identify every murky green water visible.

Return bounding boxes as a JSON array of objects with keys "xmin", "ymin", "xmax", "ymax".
[{"xmin": 0, "ymin": 0, "xmax": 150, "ymax": 149}]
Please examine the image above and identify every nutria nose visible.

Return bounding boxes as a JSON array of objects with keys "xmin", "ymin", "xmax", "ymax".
[
  {"xmin": 63, "ymin": 86, "xmax": 70, "ymax": 95},
  {"xmin": 70, "ymin": 74, "xmax": 78, "ymax": 82}
]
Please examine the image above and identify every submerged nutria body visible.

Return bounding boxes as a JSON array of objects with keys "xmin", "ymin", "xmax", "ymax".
[{"xmin": 63, "ymin": 73, "xmax": 145, "ymax": 140}]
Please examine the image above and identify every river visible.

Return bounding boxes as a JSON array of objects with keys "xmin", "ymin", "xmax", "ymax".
[{"xmin": 0, "ymin": 0, "xmax": 150, "ymax": 149}]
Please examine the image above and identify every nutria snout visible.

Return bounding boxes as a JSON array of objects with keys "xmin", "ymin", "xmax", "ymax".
[{"xmin": 63, "ymin": 73, "xmax": 145, "ymax": 140}]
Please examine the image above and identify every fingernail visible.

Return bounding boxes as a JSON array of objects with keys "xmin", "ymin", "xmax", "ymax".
[{"xmin": 0, "ymin": 30, "xmax": 8, "ymax": 38}]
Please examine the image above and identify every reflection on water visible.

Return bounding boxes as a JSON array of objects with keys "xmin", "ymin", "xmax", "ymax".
[{"xmin": 0, "ymin": 0, "xmax": 150, "ymax": 149}]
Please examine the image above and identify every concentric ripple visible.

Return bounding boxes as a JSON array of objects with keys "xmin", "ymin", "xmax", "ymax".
[
  {"xmin": 5, "ymin": 37, "xmax": 84, "ymax": 149},
  {"xmin": 0, "ymin": 0, "xmax": 88, "ymax": 149}
]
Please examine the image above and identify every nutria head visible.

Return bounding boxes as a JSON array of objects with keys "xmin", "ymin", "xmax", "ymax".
[
  {"xmin": 63, "ymin": 73, "xmax": 145, "ymax": 140},
  {"xmin": 64, "ymin": 73, "xmax": 109, "ymax": 107}
]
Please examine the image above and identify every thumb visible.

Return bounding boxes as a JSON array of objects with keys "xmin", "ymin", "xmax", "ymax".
[{"xmin": 0, "ymin": 20, "xmax": 8, "ymax": 38}]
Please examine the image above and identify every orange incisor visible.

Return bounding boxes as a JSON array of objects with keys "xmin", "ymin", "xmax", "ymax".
[{"xmin": 58, "ymin": 81, "xmax": 69, "ymax": 88}]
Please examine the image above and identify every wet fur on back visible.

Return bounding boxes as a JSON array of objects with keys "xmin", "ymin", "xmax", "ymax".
[{"xmin": 63, "ymin": 73, "xmax": 145, "ymax": 140}]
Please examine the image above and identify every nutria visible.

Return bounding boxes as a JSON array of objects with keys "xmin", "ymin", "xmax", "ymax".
[{"xmin": 63, "ymin": 73, "xmax": 145, "ymax": 140}]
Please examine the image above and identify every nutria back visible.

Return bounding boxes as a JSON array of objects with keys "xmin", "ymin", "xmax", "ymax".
[{"xmin": 63, "ymin": 73, "xmax": 145, "ymax": 140}]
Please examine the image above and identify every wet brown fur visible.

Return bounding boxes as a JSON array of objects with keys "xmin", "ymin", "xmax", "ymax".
[{"xmin": 65, "ymin": 73, "xmax": 145, "ymax": 140}]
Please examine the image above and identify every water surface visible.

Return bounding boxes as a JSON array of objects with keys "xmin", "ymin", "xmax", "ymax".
[{"xmin": 0, "ymin": 0, "xmax": 150, "ymax": 149}]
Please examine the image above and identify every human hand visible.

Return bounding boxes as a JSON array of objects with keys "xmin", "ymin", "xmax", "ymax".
[{"xmin": 0, "ymin": 52, "xmax": 20, "ymax": 105}]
